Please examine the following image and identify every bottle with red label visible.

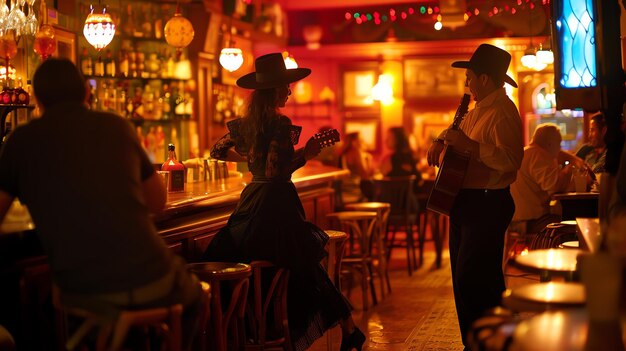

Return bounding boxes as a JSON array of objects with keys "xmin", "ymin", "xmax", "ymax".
[
  {"xmin": 14, "ymin": 77, "xmax": 29, "ymax": 105},
  {"xmin": 161, "ymin": 143, "xmax": 185, "ymax": 192}
]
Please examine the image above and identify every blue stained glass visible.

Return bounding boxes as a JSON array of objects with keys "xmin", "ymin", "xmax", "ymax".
[{"xmin": 557, "ymin": 0, "xmax": 597, "ymax": 88}]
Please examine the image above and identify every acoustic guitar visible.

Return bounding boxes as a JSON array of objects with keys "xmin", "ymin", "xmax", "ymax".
[
  {"xmin": 427, "ymin": 93, "xmax": 471, "ymax": 216},
  {"xmin": 314, "ymin": 129, "xmax": 341, "ymax": 148}
]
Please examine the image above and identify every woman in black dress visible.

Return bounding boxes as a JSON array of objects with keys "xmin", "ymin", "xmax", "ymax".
[{"xmin": 202, "ymin": 53, "xmax": 365, "ymax": 351}]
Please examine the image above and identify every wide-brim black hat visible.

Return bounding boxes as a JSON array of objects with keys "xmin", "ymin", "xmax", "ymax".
[
  {"xmin": 236, "ymin": 53, "xmax": 311, "ymax": 90},
  {"xmin": 451, "ymin": 44, "xmax": 518, "ymax": 88}
]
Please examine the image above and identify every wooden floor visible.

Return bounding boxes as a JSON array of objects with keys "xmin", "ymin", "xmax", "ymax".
[{"xmin": 309, "ymin": 232, "xmax": 536, "ymax": 351}]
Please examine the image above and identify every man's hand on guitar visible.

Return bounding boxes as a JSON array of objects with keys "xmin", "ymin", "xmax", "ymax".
[
  {"xmin": 444, "ymin": 130, "xmax": 479, "ymax": 156},
  {"xmin": 427, "ymin": 139, "xmax": 445, "ymax": 167},
  {"xmin": 304, "ymin": 136, "xmax": 322, "ymax": 161}
]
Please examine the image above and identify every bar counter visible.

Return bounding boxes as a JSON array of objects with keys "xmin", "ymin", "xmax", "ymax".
[{"xmin": 0, "ymin": 163, "xmax": 347, "ymax": 349}]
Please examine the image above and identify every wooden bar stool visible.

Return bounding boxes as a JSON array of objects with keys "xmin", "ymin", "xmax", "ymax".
[
  {"xmin": 245, "ymin": 260, "xmax": 292, "ymax": 351},
  {"xmin": 326, "ymin": 211, "xmax": 378, "ymax": 311},
  {"xmin": 502, "ymin": 282, "xmax": 585, "ymax": 312},
  {"xmin": 344, "ymin": 202, "xmax": 392, "ymax": 298},
  {"xmin": 53, "ymin": 285, "xmax": 185, "ymax": 351},
  {"xmin": 188, "ymin": 262, "xmax": 251, "ymax": 351},
  {"xmin": 323, "ymin": 230, "xmax": 348, "ymax": 288}
]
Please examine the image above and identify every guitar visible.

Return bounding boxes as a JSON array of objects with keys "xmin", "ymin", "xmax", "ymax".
[
  {"xmin": 314, "ymin": 129, "xmax": 341, "ymax": 148},
  {"xmin": 427, "ymin": 93, "xmax": 471, "ymax": 216}
]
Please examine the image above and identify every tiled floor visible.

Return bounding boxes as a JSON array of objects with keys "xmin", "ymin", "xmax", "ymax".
[
  {"xmin": 309, "ymin": 239, "xmax": 463, "ymax": 351},
  {"xmin": 308, "ymin": 232, "xmax": 537, "ymax": 351}
]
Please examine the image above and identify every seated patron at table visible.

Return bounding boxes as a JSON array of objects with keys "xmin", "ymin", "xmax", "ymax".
[
  {"xmin": 511, "ymin": 124, "xmax": 582, "ymax": 233},
  {"xmin": 576, "ymin": 112, "xmax": 607, "ymax": 174},
  {"xmin": 0, "ymin": 59, "xmax": 201, "ymax": 345},
  {"xmin": 338, "ymin": 131, "xmax": 375, "ymax": 203}
]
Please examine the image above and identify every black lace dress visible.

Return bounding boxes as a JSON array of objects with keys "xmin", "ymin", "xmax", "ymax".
[{"xmin": 202, "ymin": 116, "xmax": 351, "ymax": 350}]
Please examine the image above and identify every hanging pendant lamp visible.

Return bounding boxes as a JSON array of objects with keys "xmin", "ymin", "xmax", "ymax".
[{"xmin": 83, "ymin": 3, "xmax": 115, "ymax": 51}]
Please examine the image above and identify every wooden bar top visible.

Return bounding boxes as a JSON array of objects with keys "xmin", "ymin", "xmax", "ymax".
[
  {"xmin": 0, "ymin": 164, "xmax": 349, "ymax": 234},
  {"xmin": 552, "ymin": 192, "xmax": 600, "ymax": 200}
]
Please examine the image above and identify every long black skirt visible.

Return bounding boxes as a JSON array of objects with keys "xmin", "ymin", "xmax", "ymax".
[{"xmin": 203, "ymin": 179, "xmax": 351, "ymax": 350}]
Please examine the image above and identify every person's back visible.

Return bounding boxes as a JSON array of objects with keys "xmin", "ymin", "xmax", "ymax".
[
  {"xmin": 511, "ymin": 124, "xmax": 574, "ymax": 233},
  {"xmin": 4, "ymin": 104, "xmax": 172, "ymax": 294},
  {"xmin": 0, "ymin": 60, "xmax": 199, "ymax": 319}
]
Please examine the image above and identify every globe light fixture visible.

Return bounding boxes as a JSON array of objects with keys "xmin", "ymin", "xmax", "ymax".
[
  {"xmin": 164, "ymin": 3, "xmax": 195, "ymax": 58},
  {"xmin": 219, "ymin": 47, "xmax": 243, "ymax": 72},
  {"xmin": 83, "ymin": 5, "xmax": 115, "ymax": 51}
]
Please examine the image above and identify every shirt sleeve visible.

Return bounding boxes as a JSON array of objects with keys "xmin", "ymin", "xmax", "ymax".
[
  {"xmin": 476, "ymin": 104, "xmax": 524, "ymax": 173},
  {"xmin": 0, "ymin": 129, "xmax": 21, "ymax": 197},
  {"xmin": 209, "ymin": 132, "xmax": 237, "ymax": 160}
]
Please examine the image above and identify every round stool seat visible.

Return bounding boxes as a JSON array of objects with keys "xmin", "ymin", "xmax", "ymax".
[
  {"xmin": 345, "ymin": 202, "xmax": 391, "ymax": 211},
  {"xmin": 559, "ymin": 241, "xmax": 580, "ymax": 249},
  {"xmin": 325, "ymin": 230, "xmax": 348, "ymax": 240},
  {"xmin": 326, "ymin": 211, "xmax": 377, "ymax": 221},
  {"xmin": 560, "ymin": 220, "xmax": 578, "ymax": 226},
  {"xmin": 188, "ymin": 262, "xmax": 251, "ymax": 280}
]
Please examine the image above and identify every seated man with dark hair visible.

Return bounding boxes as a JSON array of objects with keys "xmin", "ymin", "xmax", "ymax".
[
  {"xmin": 0, "ymin": 59, "xmax": 200, "ymax": 347},
  {"xmin": 576, "ymin": 111, "xmax": 607, "ymax": 174}
]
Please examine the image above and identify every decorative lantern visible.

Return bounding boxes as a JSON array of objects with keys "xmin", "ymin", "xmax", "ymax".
[
  {"xmin": 164, "ymin": 3, "xmax": 194, "ymax": 58},
  {"xmin": 34, "ymin": 24, "xmax": 56, "ymax": 60},
  {"xmin": 83, "ymin": 5, "xmax": 116, "ymax": 51}
]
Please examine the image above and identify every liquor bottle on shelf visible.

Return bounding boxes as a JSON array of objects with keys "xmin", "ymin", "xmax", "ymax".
[
  {"xmin": 140, "ymin": 4, "xmax": 153, "ymax": 38},
  {"xmin": 161, "ymin": 84, "xmax": 172, "ymax": 119},
  {"xmin": 80, "ymin": 47, "xmax": 93, "ymax": 76},
  {"xmin": 162, "ymin": 143, "xmax": 185, "ymax": 192},
  {"xmin": 123, "ymin": 3, "xmax": 135, "ymax": 37},
  {"xmin": 154, "ymin": 6, "xmax": 163, "ymax": 39},
  {"xmin": 119, "ymin": 50, "xmax": 129, "ymax": 78},
  {"xmin": 104, "ymin": 50, "xmax": 116, "ymax": 77},
  {"xmin": 94, "ymin": 56, "xmax": 104, "ymax": 77}
]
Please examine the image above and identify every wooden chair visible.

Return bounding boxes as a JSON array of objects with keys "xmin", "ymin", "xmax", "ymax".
[
  {"xmin": 53, "ymin": 285, "xmax": 184, "ymax": 351},
  {"xmin": 245, "ymin": 260, "xmax": 292, "ymax": 351},
  {"xmin": 344, "ymin": 202, "xmax": 391, "ymax": 298},
  {"xmin": 370, "ymin": 176, "xmax": 420, "ymax": 275},
  {"xmin": 326, "ymin": 211, "xmax": 378, "ymax": 311},
  {"xmin": 188, "ymin": 262, "xmax": 251, "ymax": 351}
]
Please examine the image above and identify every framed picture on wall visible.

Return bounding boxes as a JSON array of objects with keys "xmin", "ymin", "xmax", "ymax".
[
  {"xmin": 340, "ymin": 63, "xmax": 378, "ymax": 110},
  {"xmin": 404, "ymin": 57, "xmax": 466, "ymax": 100},
  {"xmin": 344, "ymin": 118, "xmax": 380, "ymax": 151},
  {"xmin": 53, "ymin": 27, "xmax": 76, "ymax": 63}
]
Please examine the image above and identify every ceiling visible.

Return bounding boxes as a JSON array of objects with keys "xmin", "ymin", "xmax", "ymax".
[{"xmin": 274, "ymin": 0, "xmax": 423, "ymax": 10}]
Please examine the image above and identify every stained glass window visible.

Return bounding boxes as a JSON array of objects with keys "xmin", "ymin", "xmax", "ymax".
[{"xmin": 555, "ymin": 0, "xmax": 597, "ymax": 88}]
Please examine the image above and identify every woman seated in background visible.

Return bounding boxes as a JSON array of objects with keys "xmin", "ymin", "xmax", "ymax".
[
  {"xmin": 380, "ymin": 126, "xmax": 422, "ymax": 180},
  {"xmin": 510, "ymin": 123, "xmax": 583, "ymax": 233},
  {"xmin": 338, "ymin": 132, "xmax": 375, "ymax": 204}
]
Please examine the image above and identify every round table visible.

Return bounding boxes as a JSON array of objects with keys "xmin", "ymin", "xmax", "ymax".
[
  {"xmin": 511, "ymin": 249, "xmax": 582, "ymax": 281},
  {"xmin": 509, "ymin": 309, "xmax": 626, "ymax": 351},
  {"xmin": 502, "ymin": 282, "xmax": 586, "ymax": 312}
]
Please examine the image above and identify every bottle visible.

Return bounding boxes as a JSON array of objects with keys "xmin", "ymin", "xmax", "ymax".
[
  {"xmin": 104, "ymin": 50, "xmax": 116, "ymax": 77},
  {"xmin": 161, "ymin": 84, "xmax": 171, "ymax": 119},
  {"xmin": 1, "ymin": 79, "xmax": 12, "ymax": 104},
  {"xmin": 162, "ymin": 143, "xmax": 185, "ymax": 192},
  {"xmin": 119, "ymin": 50, "xmax": 129, "ymax": 78},
  {"xmin": 80, "ymin": 47, "xmax": 93, "ymax": 76},
  {"xmin": 15, "ymin": 77, "xmax": 29, "ymax": 105},
  {"xmin": 94, "ymin": 56, "xmax": 104, "ymax": 77}
]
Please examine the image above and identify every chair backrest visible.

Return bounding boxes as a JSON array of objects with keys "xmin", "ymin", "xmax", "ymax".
[
  {"xmin": 370, "ymin": 176, "xmax": 418, "ymax": 220},
  {"xmin": 247, "ymin": 260, "xmax": 292, "ymax": 350}
]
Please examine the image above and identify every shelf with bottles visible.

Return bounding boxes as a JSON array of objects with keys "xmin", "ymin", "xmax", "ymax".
[{"xmin": 86, "ymin": 77, "xmax": 191, "ymax": 122}]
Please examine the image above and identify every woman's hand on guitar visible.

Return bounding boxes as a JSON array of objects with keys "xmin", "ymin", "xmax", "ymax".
[
  {"xmin": 304, "ymin": 136, "xmax": 322, "ymax": 161},
  {"xmin": 427, "ymin": 139, "xmax": 445, "ymax": 167}
]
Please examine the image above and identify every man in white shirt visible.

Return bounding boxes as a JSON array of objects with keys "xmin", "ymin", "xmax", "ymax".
[
  {"xmin": 511, "ymin": 123, "xmax": 581, "ymax": 233},
  {"xmin": 427, "ymin": 44, "xmax": 524, "ymax": 350}
]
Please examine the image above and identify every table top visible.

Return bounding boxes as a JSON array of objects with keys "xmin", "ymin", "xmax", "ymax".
[
  {"xmin": 509, "ymin": 309, "xmax": 626, "ymax": 351},
  {"xmin": 508, "ymin": 282, "xmax": 585, "ymax": 304},
  {"xmin": 512, "ymin": 249, "xmax": 582, "ymax": 273},
  {"xmin": 552, "ymin": 192, "xmax": 600, "ymax": 200}
]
